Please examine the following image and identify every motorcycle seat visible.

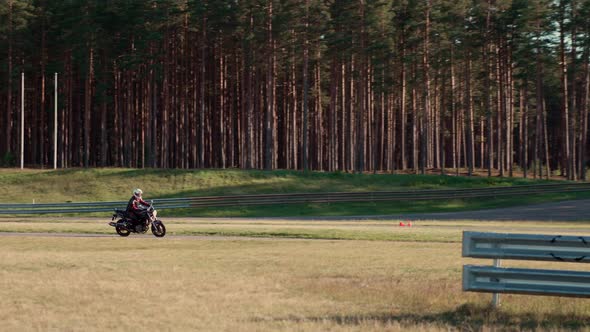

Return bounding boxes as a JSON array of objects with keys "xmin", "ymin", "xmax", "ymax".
[{"xmin": 114, "ymin": 209, "xmax": 133, "ymax": 219}]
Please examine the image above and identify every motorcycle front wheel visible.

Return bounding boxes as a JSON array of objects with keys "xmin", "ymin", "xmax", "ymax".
[
  {"xmin": 151, "ymin": 221, "xmax": 166, "ymax": 237},
  {"xmin": 116, "ymin": 225, "xmax": 131, "ymax": 237}
]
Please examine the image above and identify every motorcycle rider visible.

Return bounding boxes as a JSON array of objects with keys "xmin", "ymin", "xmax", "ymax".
[{"xmin": 126, "ymin": 188, "xmax": 151, "ymax": 223}]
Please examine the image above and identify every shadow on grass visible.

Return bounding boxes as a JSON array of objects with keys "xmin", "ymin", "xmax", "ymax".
[{"xmin": 255, "ymin": 303, "xmax": 590, "ymax": 330}]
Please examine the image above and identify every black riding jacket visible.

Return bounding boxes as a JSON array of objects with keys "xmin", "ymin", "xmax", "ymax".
[{"xmin": 127, "ymin": 196, "xmax": 150, "ymax": 213}]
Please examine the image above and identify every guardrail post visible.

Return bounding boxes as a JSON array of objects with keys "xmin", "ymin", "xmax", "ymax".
[{"xmin": 492, "ymin": 258, "xmax": 501, "ymax": 308}]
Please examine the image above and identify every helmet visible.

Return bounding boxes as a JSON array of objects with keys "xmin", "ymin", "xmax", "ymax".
[{"xmin": 133, "ymin": 188, "xmax": 143, "ymax": 197}]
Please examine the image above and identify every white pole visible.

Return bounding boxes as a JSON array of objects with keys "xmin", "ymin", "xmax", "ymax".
[
  {"xmin": 54, "ymin": 73, "xmax": 58, "ymax": 169},
  {"xmin": 20, "ymin": 72, "xmax": 24, "ymax": 170}
]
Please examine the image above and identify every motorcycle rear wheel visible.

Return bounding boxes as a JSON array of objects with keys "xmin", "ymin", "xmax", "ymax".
[
  {"xmin": 116, "ymin": 225, "xmax": 131, "ymax": 237},
  {"xmin": 151, "ymin": 221, "xmax": 166, "ymax": 237}
]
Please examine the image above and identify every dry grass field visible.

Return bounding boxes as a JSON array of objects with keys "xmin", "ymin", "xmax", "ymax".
[{"xmin": 2, "ymin": 219, "xmax": 590, "ymax": 331}]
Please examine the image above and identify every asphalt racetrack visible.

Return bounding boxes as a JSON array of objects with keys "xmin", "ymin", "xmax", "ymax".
[
  {"xmin": 376, "ymin": 198, "xmax": 590, "ymax": 222},
  {"xmin": 1, "ymin": 199, "xmax": 589, "ymax": 238}
]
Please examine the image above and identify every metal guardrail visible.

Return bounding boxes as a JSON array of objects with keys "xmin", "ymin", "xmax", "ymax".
[
  {"xmin": 462, "ymin": 231, "xmax": 590, "ymax": 306},
  {"xmin": 1, "ymin": 182, "xmax": 589, "ymax": 215},
  {"xmin": 462, "ymin": 232, "xmax": 590, "ymax": 263},
  {"xmin": 463, "ymin": 266, "xmax": 590, "ymax": 298}
]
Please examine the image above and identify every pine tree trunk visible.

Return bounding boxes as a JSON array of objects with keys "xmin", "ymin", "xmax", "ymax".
[
  {"xmin": 218, "ymin": 44, "xmax": 225, "ymax": 168},
  {"xmin": 450, "ymin": 44, "xmax": 459, "ymax": 174},
  {"xmin": 84, "ymin": 45, "xmax": 94, "ymax": 167},
  {"xmin": 293, "ymin": 54, "xmax": 299, "ymax": 169},
  {"xmin": 496, "ymin": 44, "xmax": 504, "ymax": 176},
  {"xmin": 524, "ymin": 86, "xmax": 528, "ymax": 178},
  {"xmin": 480, "ymin": 117, "xmax": 484, "ymax": 168},
  {"xmin": 40, "ymin": 2, "xmax": 47, "ymax": 166},
  {"xmin": 113, "ymin": 62, "xmax": 119, "ymax": 166},
  {"xmin": 580, "ymin": 53, "xmax": 589, "ymax": 180},
  {"xmin": 400, "ymin": 41, "xmax": 407, "ymax": 170},
  {"xmin": 421, "ymin": 0, "xmax": 431, "ymax": 175},
  {"xmin": 151, "ymin": 67, "xmax": 157, "ymax": 168},
  {"xmin": 302, "ymin": 0, "xmax": 310, "ymax": 171},
  {"xmin": 508, "ymin": 49, "xmax": 514, "ymax": 177},
  {"xmin": 543, "ymin": 97, "xmax": 551, "ymax": 179},
  {"xmin": 6, "ymin": 0, "xmax": 13, "ymax": 157},
  {"xmin": 570, "ymin": 1, "xmax": 578, "ymax": 179},
  {"xmin": 329, "ymin": 59, "xmax": 337, "ymax": 171},
  {"xmin": 384, "ymin": 91, "xmax": 388, "ymax": 171},
  {"xmin": 506, "ymin": 46, "xmax": 514, "ymax": 177},
  {"xmin": 521, "ymin": 86, "xmax": 528, "ymax": 178},
  {"xmin": 273, "ymin": 40, "xmax": 278, "ymax": 169},
  {"xmin": 535, "ymin": 51, "xmax": 544, "ymax": 179},
  {"xmin": 412, "ymin": 61, "xmax": 418, "ymax": 172},
  {"xmin": 559, "ymin": 2, "xmax": 571, "ymax": 179},
  {"xmin": 390, "ymin": 93, "xmax": 396, "ymax": 172},
  {"xmin": 465, "ymin": 56, "xmax": 474, "ymax": 176},
  {"xmin": 100, "ymin": 70, "xmax": 107, "ymax": 166},
  {"xmin": 100, "ymin": 54, "xmax": 109, "ymax": 167},
  {"xmin": 440, "ymin": 72, "xmax": 446, "ymax": 175},
  {"xmin": 341, "ymin": 63, "xmax": 346, "ymax": 171},
  {"xmin": 199, "ymin": 19, "xmax": 206, "ymax": 168},
  {"xmin": 357, "ymin": 0, "xmax": 366, "ymax": 173},
  {"xmin": 66, "ymin": 56, "xmax": 72, "ymax": 168},
  {"xmin": 316, "ymin": 55, "xmax": 323, "ymax": 170}
]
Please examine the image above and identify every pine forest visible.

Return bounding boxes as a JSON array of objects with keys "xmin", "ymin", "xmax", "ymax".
[{"xmin": 0, "ymin": 0, "xmax": 589, "ymax": 179}]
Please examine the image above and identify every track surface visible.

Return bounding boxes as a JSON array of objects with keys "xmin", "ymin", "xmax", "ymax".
[
  {"xmin": 0, "ymin": 199, "xmax": 589, "ymax": 238},
  {"xmin": 392, "ymin": 198, "xmax": 590, "ymax": 221},
  {"xmin": 264, "ymin": 199, "xmax": 590, "ymax": 222}
]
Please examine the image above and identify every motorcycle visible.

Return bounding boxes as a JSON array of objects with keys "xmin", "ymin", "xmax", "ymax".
[{"xmin": 109, "ymin": 202, "xmax": 166, "ymax": 237}]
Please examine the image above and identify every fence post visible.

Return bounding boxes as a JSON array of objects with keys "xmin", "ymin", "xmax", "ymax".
[{"xmin": 492, "ymin": 258, "xmax": 501, "ymax": 308}]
